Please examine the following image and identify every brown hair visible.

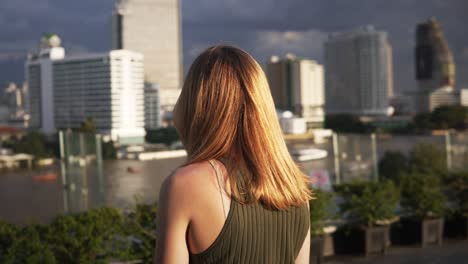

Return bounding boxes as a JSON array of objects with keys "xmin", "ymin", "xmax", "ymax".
[{"xmin": 174, "ymin": 45, "xmax": 311, "ymax": 210}]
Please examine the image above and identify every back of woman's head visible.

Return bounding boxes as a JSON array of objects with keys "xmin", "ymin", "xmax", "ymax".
[{"xmin": 174, "ymin": 45, "xmax": 311, "ymax": 210}]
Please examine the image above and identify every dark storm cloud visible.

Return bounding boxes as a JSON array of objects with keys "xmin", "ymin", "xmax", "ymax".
[
  {"xmin": 182, "ymin": 0, "xmax": 468, "ymax": 91},
  {"xmin": 0, "ymin": 0, "xmax": 467, "ymax": 91}
]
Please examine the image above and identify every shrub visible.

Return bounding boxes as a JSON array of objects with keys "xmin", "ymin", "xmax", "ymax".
[
  {"xmin": 309, "ymin": 189, "xmax": 335, "ymax": 238},
  {"xmin": 334, "ymin": 180, "xmax": 399, "ymax": 227},
  {"xmin": 445, "ymin": 171, "xmax": 468, "ymax": 216},
  {"xmin": 4, "ymin": 225, "xmax": 56, "ymax": 264},
  {"xmin": 400, "ymin": 171, "xmax": 447, "ymax": 219}
]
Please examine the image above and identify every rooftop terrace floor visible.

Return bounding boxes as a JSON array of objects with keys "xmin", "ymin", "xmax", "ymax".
[{"xmin": 324, "ymin": 239, "xmax": 468, "ymax": 264}]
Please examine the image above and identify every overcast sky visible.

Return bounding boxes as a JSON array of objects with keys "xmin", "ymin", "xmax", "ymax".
[{"xmin": 0, "ymin": 0, "xmax": 467, "ymax": 92}]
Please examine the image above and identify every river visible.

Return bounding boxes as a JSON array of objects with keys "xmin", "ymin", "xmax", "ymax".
[{"xmin": 1, "ymin": 133, "xmax": 461, "ymax": 225}]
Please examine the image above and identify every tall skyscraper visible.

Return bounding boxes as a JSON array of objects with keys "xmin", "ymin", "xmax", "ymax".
[
  {"xmin": 27, "ymin": 35, "xmax": 145, "ymax": 143},
  {"xmin": 324, "ymin": 26, "xmax": 393, "ymax": 116},
  {"xmin": 413, "ymin": 18, "xmax": 457, "ymax": 113},
  {"xmin": 112, "ymin": 0, "xmax": 182, "ymax": 113},
  {"xmin": 416, "ymin": 17, "xmax": 455, "ymax": 91},
  {"xmin": 266, "ymin": 54, "xmax": 325, "ymax": 128}
]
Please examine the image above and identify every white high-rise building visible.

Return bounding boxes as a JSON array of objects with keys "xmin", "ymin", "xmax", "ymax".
[
  {"xmin": 325, "ymin": 26, "xmax": 393, "ymax": 116},
  {"xmin": 26, "ymin": 34, "xmax": 65, "ymax": 133},
  {"xmin": 266, "ymin": 54, "xmax": 325, "ymax": 128},
  {"xmin": 53, "ymin": 50, "xmax": 145, "ymax": 144},
  {"xmin": 112, "ymin": 0, "xmax": 182, "ymax": 113},
  {"xmin": 27, "ymin": 35, "xmax": 145, "ymax": 143}
]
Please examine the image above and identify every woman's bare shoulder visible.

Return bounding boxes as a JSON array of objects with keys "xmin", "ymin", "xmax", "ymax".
[{"xmin": 160, "ymin": 161, "xmax": 218, "ymax": 209}]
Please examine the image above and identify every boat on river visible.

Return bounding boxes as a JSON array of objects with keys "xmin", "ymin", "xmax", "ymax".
[
  {"xmin": 32, "ymin": 172, "xmax": 58, "ymax": 182},
  {"xmin": 290, "ymin": 147, "xmax": 328, "ymax": 162}
]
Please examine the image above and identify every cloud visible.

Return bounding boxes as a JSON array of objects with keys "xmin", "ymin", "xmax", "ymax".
[
  {"xmin": 183, "ymin": 0, "xmax": 287, "ymax": 24},
  {"xmin": 253, "ymin": 29, "xmax": 327, "ymax": 61},
  {"xmin": 1, "ymin": 0, "xmax": 49, "ymax": 17},
  {"xmin": 0, "ymin": 53, "xmax": 26, "ymax": 63},
  {"xmin": 188, "ymin": 44, "xmax": 208, "ymax": 58},
  {"xmin": 0, "ymin": 0, "xmax": 467, "ymax": 90},
  {"xmin": 463, "ymin": 47, "xmax": 468, "ymax": 60}
]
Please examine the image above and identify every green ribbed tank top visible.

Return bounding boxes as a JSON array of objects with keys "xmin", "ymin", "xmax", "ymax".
[{"xmin": 189, "ymin": 188, "xmax": 310, "ymax": 264}]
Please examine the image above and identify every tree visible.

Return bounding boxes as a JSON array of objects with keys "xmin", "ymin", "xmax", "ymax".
[
  {"xmin": 79, "ymin": 117, "xmax": 97, "ymax": 133},
  {"xmin": 12, "ymin": 131, "xmax": 53, "ymax": 159},
  {"xmin": 324, "ymin": 114, "xmax": 371, "ymax": 134},
  {"xmin": 101, "ymin": 140, "xmax": 117, "ymax": 160},
  {"xmin": 411, "ymin": 105, "xmax": 468, "ymax": 132},
  {"xmin": 412, "ymin": 113, "xmax": 434, "ymax": 131},
  {"xmin": 145, "ymin": 127, "xmax": 180, "ymax": 146},
  {"xmin": 431, "ymin": 105, "xmax": 468, "ymax": 130},
  {"xmin": 78, "ymin": 118, "xmax": 116, "ymax": 160}
]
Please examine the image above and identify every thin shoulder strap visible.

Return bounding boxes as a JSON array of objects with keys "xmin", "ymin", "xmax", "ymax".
[{"xmin": 208, "ymin": 159, "xmax": 227, "ymax": 219}]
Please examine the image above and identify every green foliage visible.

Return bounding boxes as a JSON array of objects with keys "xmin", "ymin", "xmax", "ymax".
[
  {"xmin": 145, "ymin": 127, "xmax": 180, "ymax": 146},
  {"xmin": 378, "ymin": 151, "xmax": 408, "ymax": 184},
  {"xmin": 123, "ymin": 201, "xmax": 158, "ymax": 263},
  {"xmin": 431, "ymin": 105, "xmax": 468, "ymax": 130},
  {"xmin": 411, "ymin": 105, "xmax": 468, "ymax": 131},
  {"xmin": 445, "ymin": 171, "xmax": 468, "ymax": 216},
  {"xmin": 309, "ymin": 189, "xmax": 335, "ymax": 238},
  {"xmin": 79, "ymin": 117, "xmax": 97, "ymax": 133},
  {"xmin": 46, "ymin": 207, "xmax": 125, "ymax": 264},
  {"xmin": 0, "ymin": 220, "xmax": 18, "ymax": 262},
  {"xmin": 400, "ymin": 171, "xmax": 447, "ymax": 219},
  {"xmin": 0, "ymin": 204, "xmax": 158, "ymax": 263},
  {"xmin": 408, "ymin": 143, "xmax": 447, "ymax": 175},
  {"xmin": 324, "ymin": 114, "xmax": 371, "ymax": 134},
  {"xmin": 412, "ymin": 113, "xmax": 434, "ymax": 131},
  {"xmin": 334, "ymin": 180, "xmax": 399, "ymax": 227},
  {"xmin": 10, "ymin": 131, "xmax": 53, "ymax": 159},
  {"xmin": 4, "ymin": 225, "xmax": 56, "ymax": 264},
  {"xmin": 101, "ymin": 140, "xmax": 117, "ymax": 160}
]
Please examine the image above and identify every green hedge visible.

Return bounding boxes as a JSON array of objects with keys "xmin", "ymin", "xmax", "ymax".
[{"xmin": 0, "ymin": 204, "xmax": 157, "ymax": 264}]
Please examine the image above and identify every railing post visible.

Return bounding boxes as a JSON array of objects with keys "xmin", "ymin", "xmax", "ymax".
[
  {"xmin": 445, "ymin": 131, "xmax": 452, "ymax": 171},
  {"xmin": 332, "ymin": 133, "xmax": 341, "ymax": 184},
  {"xmin": 371, "ymin": 133, "xmax": 379, "ymax": 182}
]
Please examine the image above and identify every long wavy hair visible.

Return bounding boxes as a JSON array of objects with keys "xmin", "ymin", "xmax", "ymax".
[{"xmin": 173, "ymin": 45, "xmax": 311, "ymax": 210}]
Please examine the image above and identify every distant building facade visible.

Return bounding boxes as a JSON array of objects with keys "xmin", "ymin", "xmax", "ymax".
[
  {"xmin": 266, "ymin": 54, "xmax": 324, "ymax": 128},
  {"xmin": 144, "ymin": 83, "xmax": 161, "ymax": 129},
  {"xmin": 324, "ymin": 26, "xmax": 393, "ymax": 116},
  {"xmin": 414, "ymin": 18, "xmax": 457, "ymax": 113},
  {"xmin": 3, "ymin": 82, "xmax": 29, "ymax": 128},
  {"xmin": 26, "ymin": 34, "xmax": 145, "ymax": 143},
  {"xmin": 26, "ymin": 34, "xmax": 65, "ymax": 134},
  {"xmin": 112, "ymin": 0, "xmax": 182, "ymax": 113}
]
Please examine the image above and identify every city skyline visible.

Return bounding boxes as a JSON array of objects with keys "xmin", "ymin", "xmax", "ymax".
[{"xmin": 0, "ymin": 0, "xmax": 467, "ymax": 93}]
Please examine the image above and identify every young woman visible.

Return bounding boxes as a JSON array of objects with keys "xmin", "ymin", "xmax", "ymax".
[{"xmin": 155, "ymin": 45, "xmax": 311, "ymax": 264}]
